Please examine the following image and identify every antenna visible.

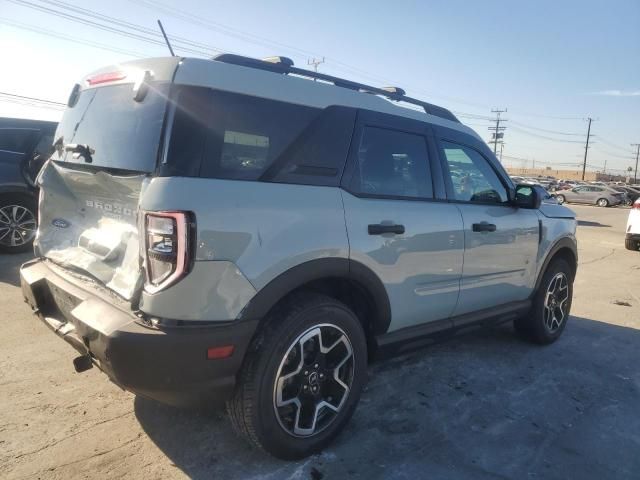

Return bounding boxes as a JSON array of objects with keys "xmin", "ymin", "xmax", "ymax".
[{"xmin": 157, "ymin": 20, "xmax": 175, "ymax": 56}]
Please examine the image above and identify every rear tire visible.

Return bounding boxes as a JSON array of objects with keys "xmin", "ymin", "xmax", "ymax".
[
  {"xmin": 555, "ymin": 194, "xmax": 566, "ymax": 204},
  {"xmin": 597, "ymin": 198, "xmax": 609, "ymax": 207},
  {"xmin": 515, "ymin": 258, "xmax": 573, "ymax": 345},
  {"xmin": 226, "ymin": 292, "xmax": 367, "ymax": 459},
  {"xmin": 626, "ymin": 238, "xmax": 640, "ymax": 251},
  {"xmin": 0, "ymin": 194, "xmax": 38, "ymax": 254}
]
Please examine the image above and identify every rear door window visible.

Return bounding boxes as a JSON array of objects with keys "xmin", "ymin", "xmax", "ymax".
[{"xmin": 349, "ymin": 126, "xmax": 433, "ymax": 199}]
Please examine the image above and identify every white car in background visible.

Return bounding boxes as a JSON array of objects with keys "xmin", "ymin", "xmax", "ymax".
[{"xmin": 626, "ymin": 198, "xmax": 640, "ymax": 251}]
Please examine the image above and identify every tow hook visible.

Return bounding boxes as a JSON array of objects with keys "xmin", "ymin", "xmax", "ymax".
[{"xmin": 73, "ymin": 355, "xmax": 93, "ymax": 373}]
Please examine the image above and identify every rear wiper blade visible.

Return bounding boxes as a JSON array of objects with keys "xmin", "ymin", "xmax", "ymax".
[{"xmin": 64, "ymin": 143, "xmax": 95, "ymax": 163}]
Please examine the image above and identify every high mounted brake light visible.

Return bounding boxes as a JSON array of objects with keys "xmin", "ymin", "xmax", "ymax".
[
  {"xmin": 87, "ymin": 71, "xmax": 127, "ymax": 86},
  {"xmin": 143, "ymin": 211, "xmax": 192, "ymax": 294}
]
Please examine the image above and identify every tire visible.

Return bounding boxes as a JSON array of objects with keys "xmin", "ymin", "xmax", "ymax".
[
  {"xmin": 515, "ymin": 258, "xmax": 573, "ymax": 345},
  {"xmin": 0, "ymin": 194, "xmax": 38, "ymax": 254},
  {"xmin": 555, "ymin": 194, "xmax": 566, "ymax": 204},
  {"xmin": 226, "ymin": 292, "xmax": 367, "ymax": 459},
  {"xmin": 626, "ymin": 238, "xmax": 640, "ymax": 251},
  {"xmin": 597, "ymin": 198, "xmax": 609, "ymax": 207}
]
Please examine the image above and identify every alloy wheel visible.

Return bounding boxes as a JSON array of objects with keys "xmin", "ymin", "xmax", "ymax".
[
  {"xmin": 273, "ymin": 323, "xmax": 354, "ymax": 437},
  {"xmin": 543, "ymin": 272, "xmax": 569, "ymax": 332},
  {"xmin": 0, "ymin": 205, "xmax": 37, "ymax": 248}
]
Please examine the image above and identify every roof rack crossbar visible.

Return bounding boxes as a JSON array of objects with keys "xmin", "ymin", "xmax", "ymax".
[{"xmin": 212, "ymin": 54, "xmax": 459, "ymax": 123}]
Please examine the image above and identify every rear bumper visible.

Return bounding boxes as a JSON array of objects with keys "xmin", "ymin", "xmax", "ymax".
[
  {"xmin": 20, "ymin": 259, "xmax": 258, "ymax": 407},
  {"xmin": 626, "ymin": 233, "xmax": 640, "ymax": 241}
]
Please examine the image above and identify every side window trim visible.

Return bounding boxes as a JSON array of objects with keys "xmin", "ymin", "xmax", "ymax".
[
  {"xmin": 340, "ymin": 110, "xmax": 438, "ymax": 202},
  {"xmin": 435, "ymin": 136, "xmax": 511, "ymax": 205}
]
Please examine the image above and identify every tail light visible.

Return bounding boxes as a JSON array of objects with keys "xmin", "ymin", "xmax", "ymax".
[
  {"xmin": 143, "ymin": 211, "xmax": 192, "ymax": 294},
  {"xmin": 634, "ymin": 201, "xmax": 640, "ymax": 210}
]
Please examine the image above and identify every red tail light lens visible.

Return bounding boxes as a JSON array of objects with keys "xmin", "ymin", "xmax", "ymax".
[
  {"xmin": 87, "ymin": 71, "xmax": 127, "ymax": 86},
  {"xmin": 144, "ymin": 212, "xmax": 191, "ymax": 293},
  {"xmin": 634, "ymin": 201, "xmax": 640, "ymax": 210}
]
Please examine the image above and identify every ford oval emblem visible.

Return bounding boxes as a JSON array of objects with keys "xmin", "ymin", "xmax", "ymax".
[{"xmin": 52, "ymin": 218, "xmax": 70, "ymax": 229}]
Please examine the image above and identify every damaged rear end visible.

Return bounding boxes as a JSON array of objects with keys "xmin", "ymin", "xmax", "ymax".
[
  {"xmin": 35, "ymin": 57, "xmax": 180, "ymax": 301},
  {"xmin": 20, "ymin": 57, "xmax": 253, "ymax": 406}
]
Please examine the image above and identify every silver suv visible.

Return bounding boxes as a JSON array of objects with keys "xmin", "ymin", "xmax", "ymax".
[{"xmin": 20, "ymin": 55, "xmax": 578, "ymax": 459}]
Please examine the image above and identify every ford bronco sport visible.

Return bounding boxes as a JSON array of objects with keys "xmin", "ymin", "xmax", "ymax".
[{"xmin": 20, "ymin": 54, "xmax": 577, "ymax": 459}]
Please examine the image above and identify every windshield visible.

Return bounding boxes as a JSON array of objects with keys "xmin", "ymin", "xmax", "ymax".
[{"xmin": 53, "ymin": 83, "xmax": 169, "ymax": 172}]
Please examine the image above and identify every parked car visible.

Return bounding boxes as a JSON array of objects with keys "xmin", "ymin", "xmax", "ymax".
[
  {"xmin": 20, "ymin": 55, "xmax": 578, "ymax": 459},
  {"xmin": 626, "ymin": 199, "xmax": 640, "ymax": 250},
  {"xmin": 554, "ymin": 185, "xmax": 624, "ymax": 207},
  {"xmin": 0, "ymin": 117, "xmax": 57, "ymax": 252},
  {"xmin": 612, "ymin": 186, "xmax": 640, "ymax": 206}
]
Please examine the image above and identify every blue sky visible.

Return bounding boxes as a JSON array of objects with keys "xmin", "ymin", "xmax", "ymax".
[{"xmin": 1, "ymin": 0, "xmax": 638, "ymax": 173}]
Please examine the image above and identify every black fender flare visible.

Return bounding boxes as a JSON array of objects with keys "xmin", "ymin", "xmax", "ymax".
[
  {"xmin": 533, "ymin": 236, "xmax": 578, "ymax": 292},
  {"xmin": 237, "ymin": 257, "xmax": 392, "ymax": 335}
]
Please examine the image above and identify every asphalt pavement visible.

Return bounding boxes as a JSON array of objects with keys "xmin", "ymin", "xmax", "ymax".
[{"xmin": 1, "ymin": 204, "xmax": 638, "ymax": 479}]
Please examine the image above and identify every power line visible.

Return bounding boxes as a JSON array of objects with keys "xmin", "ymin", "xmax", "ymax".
[
  {"xmin": 581, "ymin": 117, "xmax": 594, "ymax": 180},
  {"xmin": 509, "ymin": 125, "xmax": 585, "ymax": 143},
  {"xmin": 509, "ymin": 119, "xmax": 584, "ymax": 136},
  {"xmin": 0, "ymin": 17, "xmax": 147, "ymax": 58},
  {"xmin": 488, "ymin": 109, "xmax": 507, "ymax": 156},
  {"xmin": 36, "ymin": 0, "xmax": 229, "ymax": 55},
  {"xmin": 632, "ymin": 144, "xmax": 640, "ymax": 183},
  {"xmin": 8, "ymin": 0, "xmax": 218, "ymax": 57},
  {"xmin": 0, "ymin": 92, "xmax": 66, "ymax": 106},
  {"xmin": 307, "ymin": 57, "xmax": 325, "ymax": 75}
]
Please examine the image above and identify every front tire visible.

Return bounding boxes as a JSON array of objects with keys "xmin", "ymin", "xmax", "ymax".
[
  {"xmin": 226, "ymin": 292, "xmax": 367, "ymax": 459},
  {"xmin": 626, "ymin": 238, "xmax": 640, "ymax": 251},
  {"xmin": 515, "ymin": 258, "xmax": 573, "ymax": 344},
  {"xmin": 597, "ymin": 198, "xmax": 609, "ymax": 207}
]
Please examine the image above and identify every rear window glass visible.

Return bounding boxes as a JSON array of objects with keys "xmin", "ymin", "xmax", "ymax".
[
  {"xmin": 163, "ymin": 86, "xmax": 356, "ymax": 185},
  {"xmin": 0, "ymin": 129, "xmax": 34, "ymax": 153},
  {"xmin": 198, "ymin": 89, "xmax": 319, "ymax": 180},
  {"xmin": 53, "ymin": 83, "xmax": 169, "ymax": 172}
]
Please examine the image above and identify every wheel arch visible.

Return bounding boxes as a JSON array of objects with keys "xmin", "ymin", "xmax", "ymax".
[
  {"xmin": 237, "ymin": 258, "xmax": 391, "ymax": 343},
  {"xmin": 534, "ymin": 237, "xmax": 578, "ymax": 292}
]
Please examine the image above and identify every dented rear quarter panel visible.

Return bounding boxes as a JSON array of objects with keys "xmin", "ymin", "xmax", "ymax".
[{"xmin": 140, "ymin": 176, "xmax": 350, "ymax": 304}]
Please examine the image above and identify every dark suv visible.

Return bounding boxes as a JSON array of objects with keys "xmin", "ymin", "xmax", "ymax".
[{"xmin": 0, "ymin": 117, "xmax": 57, "ymax": 253}]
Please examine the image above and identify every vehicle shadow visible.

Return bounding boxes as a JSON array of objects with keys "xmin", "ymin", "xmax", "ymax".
[
  {"xmin": 0, "ymin": 252, "xmax": 31, "ymax": 287},
  {"xmin": 134, "ymin": 316, "xmax": 640, "ymax": 480},
  {"xmin": 577, "ymin": 220, "xmax": 611, "ymax": 228}
]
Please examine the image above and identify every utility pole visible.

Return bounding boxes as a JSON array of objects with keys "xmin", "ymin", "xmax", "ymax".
[
  {"xmin": 488, "ymin": 108, "xmax": 507, "ymax": 156},
  {"xmin": 307, "ymin": 57, "xmax": 325, "ymax": 78},
  {"xmin": 632, "ymin": 144, "xmax": 640, "ymax": 184},
  {"xmin": 581, "ymin": 117, "xmax": 593, "ymax": 181},
  {"xmin": 499, "ymin": 142, "xmax": 505, "ymax": 162}
]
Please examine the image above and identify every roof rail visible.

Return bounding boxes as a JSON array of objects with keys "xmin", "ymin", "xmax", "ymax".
[{"xmin": 212, "ymin": 54, "xmax": 459, "ymax": 123}]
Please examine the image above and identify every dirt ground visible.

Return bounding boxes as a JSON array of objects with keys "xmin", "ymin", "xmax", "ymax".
[{"xmin": 1, "ymin": 204, "xmax": 639, "ymax": 479}]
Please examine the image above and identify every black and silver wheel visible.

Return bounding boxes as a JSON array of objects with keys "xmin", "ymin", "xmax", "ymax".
[
  {"xmin": 515, "ymin": 258, "xmax": 573, "ymax": 344},
  {"xmin": 0, "ymin": 195, "xmax": 37, "ymax": 253},
  {"xmin": 597, "ymin": 198, "xmax": 609, "ymax": 207},
  {"xmin": 555, "ymin": 194, "xmax": 566, "ymax": 205},
  {"xmin": 227, "ymin": 293, "xmax": 367, "ymax": 459}
]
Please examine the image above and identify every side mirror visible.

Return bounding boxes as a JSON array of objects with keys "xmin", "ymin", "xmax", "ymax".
[{"xmin": 514, "ymin": 184, "xmax": 542, "ymax": 209}]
